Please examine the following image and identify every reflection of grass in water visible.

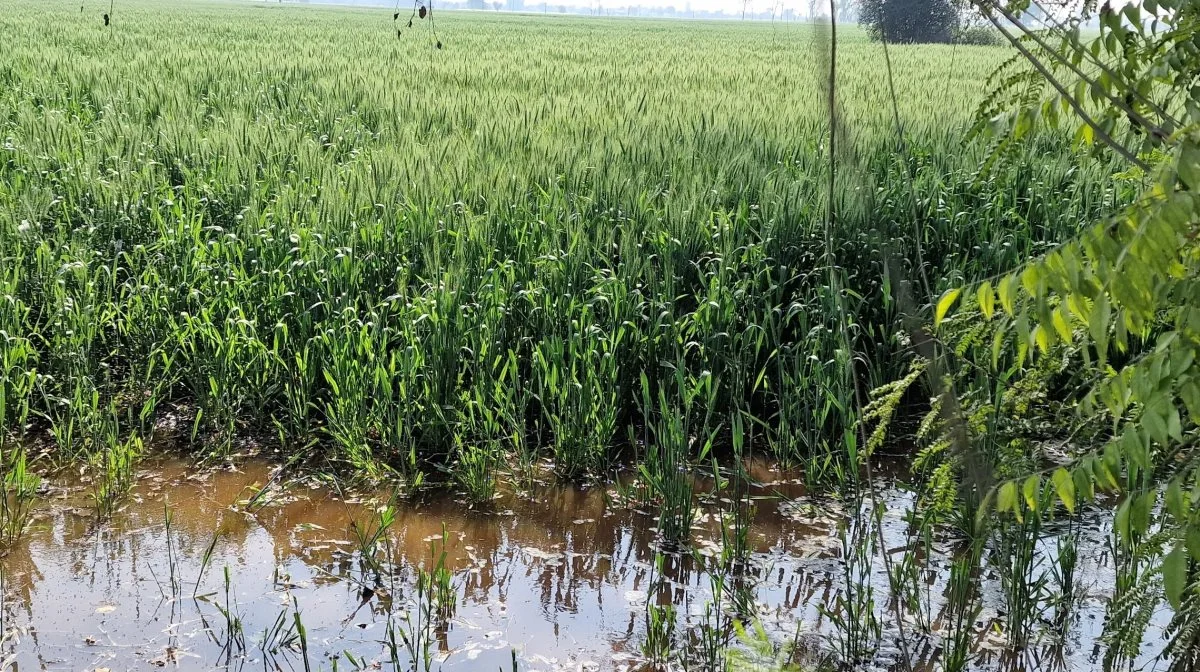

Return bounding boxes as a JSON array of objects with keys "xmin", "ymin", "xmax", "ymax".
[
  {"xmin": 6, "ymin": 454, "xmax": 1159, "ymax": 672},
  {"xmin": 1049, "ymin": 530, "xmax": 1079, "ymax": 638},
  {"xmin": 215, "ymin": 565, "xmax": 246, "ymax": 661},
  {"xmin": 261, "ymin": 602, "xmax": 298, "ymax": 656},
  {"xmin": 162, "ymin": 503, "xmax": 179, "ymax": 597},
  {"xmin": 386, "ymin": 523, "xmax": 456, "ymax": 672},
  {"xmin": 729, "ymin": 620, "xmax": 837, "ymax": 672},
  {"xmin": 641, "ymin": 552, "xmax": 677, "ymax": 666},
  {"xmin": 0, "ymin": 447, "xmax": 37, "ymax": 552},
  {"xmin": 194, "ymin": 526, "xmax": 222, "ymax": 598}
]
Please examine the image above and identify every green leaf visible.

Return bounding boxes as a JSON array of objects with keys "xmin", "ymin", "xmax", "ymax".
[
  {"xmin": 1067, "ymin": 294, "xmax": 1090, "ymax": 324},
  {"xmin": 1115, "ymin": 497, "xmax": 1132, "ymax": 542},
  {"xmin": 1021, "ymin": 264, "xmax": 1043, "ymax": 297},
  {"xmin": 1183, "ymin": 380, "xmax": 1200, "ymax": 424},
  {"xmin": 1034, "ymin": 324, "xmax": 1052, "ymax": 355},
  {"xmin": 1014, "ymin": 108, "xmax": 1034, "ymax": 138},
  {"xmin": 1075, "ymin": 122, "xmax": 1094, "ymax": 147},
  {"xmin": 1145, "ymin": 406, "xmax": 1169, "ymax": 446},
  {"xmin": 1122, "ymin": 424, "xmax": 1149, "ymax": 473},
  {"xmin": 1090, "ymin": 294, "xmax": 1111, "ymax": 363},
  {"xmin": 998, "ymin": 274, "xmax": 1017, "ymax": 315},
  {"xmin": 1179, "ymin": 142, "xmax": 1200, "ymax": 190},
  {"xmin": 1166, "ymin": 482, "xmax": 1189, "ymax": 527},
  {"xmin": 1023, "ymin": 474, "xmax": 1041, "ymax": 512},
  {"xmin": 1163, "ymin": 543, "xmax": 1187, "ymax": 610},
  {"xmin": 935, "ymin": 288, "xmax": 963, "ymax": 328},
  {"xmin": 997, "ymin": 481, "xmax": 1018, "ymax": 514},
  {"xmin": 977, "ymin": 281, "xmax": 995, "ymax": 320},
  {"xmin": 991, "ymin": 328, "xmax": 1006, "ymax": 370},
  {"xmin": 1073, "ymin": 463, "xmax": 1095, "ymax": 504},
  {"xmin": 1052, "ymin": 468, "xmax": 1076, "ymax": 514},
  {"xmin": 1167, "ymin": 406, "xmax": 1182, "ymax": 443},
  {"xmin": 1097, "ymin": 443, "xmax": 1121, "ymax": 491},
  {"xmin": 976, "ymin": 489, "xmax": 995, "ymax": 531},
  {"xmin": 1052, "ymin": 307, "xmax": 1072, "ymax": 344},
  {"xmin": 1132, "ymin": 490, "xmax": 1154, "ymax": 538}
]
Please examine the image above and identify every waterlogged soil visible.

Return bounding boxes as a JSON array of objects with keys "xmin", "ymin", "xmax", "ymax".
[{"xmin": 0, "ymin": 457, "xmax": 1168, "ymax": 671}]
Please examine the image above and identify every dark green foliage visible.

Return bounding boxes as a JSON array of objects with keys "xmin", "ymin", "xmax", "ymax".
[
  {"xmin": 859, "ymin": 0, "xmax": 959, "ymax": 43},
  {"xmin": 956, "ymin": 26, "xmax": 1003, "ymax": 46}
]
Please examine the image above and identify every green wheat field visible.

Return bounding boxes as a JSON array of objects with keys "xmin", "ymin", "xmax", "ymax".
[{"xmin": 1, "ymin": 0, "xmax": 1125, "ymax": 493}]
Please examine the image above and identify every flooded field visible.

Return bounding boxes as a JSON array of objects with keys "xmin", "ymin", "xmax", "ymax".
[{"xmin": 0, "ymin": 457, "xmax": 1165, "ymax": 671}]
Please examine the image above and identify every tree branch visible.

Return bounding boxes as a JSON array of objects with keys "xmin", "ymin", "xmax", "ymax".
[{"xmin": 980, "ymin": 6, "xmax": 1151, "ymax": 171}]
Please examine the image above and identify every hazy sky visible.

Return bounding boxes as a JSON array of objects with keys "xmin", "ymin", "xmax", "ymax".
[
  {"xmin": 604, "ymin": 0, "xmax": 800, "ymax": 9},
  {"xmin": 533, "ymin": 0, "xmax": 1112, "ymax": 20},
  {"xmin": 314, "ymin": 0, "xmax": 1107, "ymax": 20},
  {"xmin": 325, "ymin": 0, "xmax": 819, "ymax": 13},
  {"xmin": 508, "ymin": 0, "xmax": 816, "ymax": 13},
  {"xmin": 320, "ymin": 0, "xmax": 820, "ymax": 14}
]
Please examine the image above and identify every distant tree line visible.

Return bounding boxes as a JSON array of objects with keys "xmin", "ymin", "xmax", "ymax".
[{"xmin": 858, "ymin": 0, "xmax": 1002, "ymax": 44}]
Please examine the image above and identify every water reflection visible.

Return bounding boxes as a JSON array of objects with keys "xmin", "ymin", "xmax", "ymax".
[
  {"xmin": 0, "ymin": 458, "xmax": 825, "ymax": 671},
  {"xmin": 0, "ymin": 457, "xmax": 1168, "ymax": 671}
]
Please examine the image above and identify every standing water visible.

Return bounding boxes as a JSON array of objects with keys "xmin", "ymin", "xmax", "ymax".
[{"xmin": 0, "ymin": 457, "xmax": 1166, "ymax": 671}]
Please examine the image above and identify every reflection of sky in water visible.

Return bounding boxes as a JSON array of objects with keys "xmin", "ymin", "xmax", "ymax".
[{"xmin": 0, "ymin": 458, "xmax": 1171, "ymax": 671}]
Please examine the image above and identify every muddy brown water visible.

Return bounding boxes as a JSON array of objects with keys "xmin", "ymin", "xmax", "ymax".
[{"xmin": 0, "ymin": 457, "xmax": 1169, "ymax": 671}]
